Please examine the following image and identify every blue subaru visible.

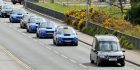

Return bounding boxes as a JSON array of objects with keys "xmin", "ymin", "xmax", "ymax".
[
  {"xmin": 26, "ymin": 17, "xmax": 46, "ymax": 33},
  {"xmin": 9, "ymin": 9, "xmax": 27, "ymax": 23},
  {"xmin": 53, "ymin": 26, "xmax": 78, "ymax": 46},
  {"xmin": 36, "ymin": 21, "xmax": 57, "ymax": 38}
]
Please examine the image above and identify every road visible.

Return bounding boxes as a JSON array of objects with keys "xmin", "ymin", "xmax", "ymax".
[{"xmin": 0, "ymin": 4, "xmax": 139, "ymax": 70}]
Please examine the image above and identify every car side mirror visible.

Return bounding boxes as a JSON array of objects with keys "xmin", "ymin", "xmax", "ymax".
[{"xmin": 92, "ymin": 49, "xmax": 96, "ymax": 52}]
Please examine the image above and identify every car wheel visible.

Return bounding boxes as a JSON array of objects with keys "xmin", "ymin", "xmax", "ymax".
[
  {"xmin": 12, "ymin": 2, "xmax": 16, "ymax": 4},
  {"xmin": 20, "ymin": 24, "xmax": 23, "ymax": 28},
  {"xmin": 36, "ymin": 33, "xmax": 39, "ymax": 38},
  {"xmin": 1, "ymin": 13, "xmax": 4, "ymax": 18},
  {"xmin": 56, "ymin": 39, "xmax": 60, "ymax": 46},
  {"xmin": 74, "ymin": 43, "xmax": 78, "ymax": 46},
  {"xmin": 120, "ymin": 61, "xmax": 125, "ymax": 67},
  {"xmin": 27, "ymin": 28, "xmax": 29, "ymax": 32},
  {"xmin": 96, "ymin": 57, "xmax": 101, "ymax": 66},
  {"xmin": 53, "ymin": 39, "xmax": 56, "ymax": 45},
  {"xmin": 10, "ymin": 18, "xmax": 13, "ymax": 23},
  {"xmin": 90, "ymin": 54, "xmax": 94, "ymax": 63}
]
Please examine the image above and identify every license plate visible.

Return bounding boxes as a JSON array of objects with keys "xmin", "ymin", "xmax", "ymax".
[
  {"xmin": 109, "ymin": 58, "xmax": 117, "ymax": 61},
  {"xmin": 47, "ymin": 33, "xmax": 53, "ymax": 34},
  {"xmin": 64, "ymin": 40, "xmax": 71, "ymax": 42}
]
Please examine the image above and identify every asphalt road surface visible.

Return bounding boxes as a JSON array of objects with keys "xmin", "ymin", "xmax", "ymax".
[{"xmin": 0, "ymin": 4, "xmax": 139, "ymax": 70}]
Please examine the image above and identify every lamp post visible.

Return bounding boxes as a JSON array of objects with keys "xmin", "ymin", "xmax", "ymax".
[{"xmin": 86, "ymin": 0, "xmax": 89, "ymax": 27}]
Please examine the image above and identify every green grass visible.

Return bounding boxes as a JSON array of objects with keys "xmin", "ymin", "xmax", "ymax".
[{"xmin": 35, "ymin": 2, "xmax": 86, "ymax": 13}]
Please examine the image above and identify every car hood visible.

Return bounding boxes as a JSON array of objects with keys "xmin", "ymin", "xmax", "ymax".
[{"xmin": 98, "ymin": 51, "xmax": 124, "ymax": 56}]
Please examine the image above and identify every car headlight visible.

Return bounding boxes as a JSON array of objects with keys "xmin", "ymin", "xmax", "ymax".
[
  {"xmin": 120, "ymin": 55, "xmax": 125, "ymax": 58},
  {"xmin": 58, "ymin": 37, "xmax": 63, "ymax": 40},
  {"xmin": 99, "ymin": 55, "xmax": 105, "ymax": 58}
]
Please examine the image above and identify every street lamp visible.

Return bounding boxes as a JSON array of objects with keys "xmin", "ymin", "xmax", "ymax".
[{"xmin": 86, "ymin": 0, "xmax": 89, "ymax": 27}]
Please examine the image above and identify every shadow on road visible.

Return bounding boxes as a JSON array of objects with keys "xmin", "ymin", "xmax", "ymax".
[{"xmin": 82, "ymin": 62, "xmax": 122, "ymax": 67}]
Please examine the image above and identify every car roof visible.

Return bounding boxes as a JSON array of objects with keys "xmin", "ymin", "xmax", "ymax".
[{"xmin": 95, "ymin": 35, "xmax": 119, "ymax": 42}]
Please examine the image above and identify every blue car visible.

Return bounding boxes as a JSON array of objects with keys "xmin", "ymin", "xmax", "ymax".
[
  {"xmin": 36, "ymin": 21, "xmax": 57, "ymax": 38},
  {"xmin": 53, "ymin": 26, "xmax": 78, "ymax": 46},
  {"xmin": 26, "ymin": 17, "xmax": 46, "ymax": 33},
  {"xmin": 9, "ymin": 9, "xmax": 27, "ymax": 23}
]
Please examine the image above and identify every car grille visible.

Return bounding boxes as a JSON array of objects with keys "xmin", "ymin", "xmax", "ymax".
[
  {"xmin": 46, "ymin": 31, "xmax": 54, "ymax": 33},
  {"xmin": 108, "ymin": 56, "xmax": 118, "ymax": 58},
  {"xmin": 64, "ymin": 34, "xmax": 71, "ymax": 36},
  {"xmin": 63, "ymin": 38, "xmax": 73, "ymax": 40}
]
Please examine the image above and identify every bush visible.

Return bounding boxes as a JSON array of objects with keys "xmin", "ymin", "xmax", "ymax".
[
  {"xmin": 102, "ymin": 18, "xmax": 134, "ymax": 32},
  {"xmin": 90, "ymin": 10, "xmax": 109, "ymax": 23},
  {"xmin": 78, "ymin": 19, "xmax": 85, "ymax": 30}
]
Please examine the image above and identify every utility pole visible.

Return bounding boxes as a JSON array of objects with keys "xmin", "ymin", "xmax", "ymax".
[{"xmin": 86, "ymin": 0, "xmax": 89, "ymax": 27}]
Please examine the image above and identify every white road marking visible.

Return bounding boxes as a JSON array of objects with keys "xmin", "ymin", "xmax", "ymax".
[
  {"xmin": 0, "ymin": 45, "xmax": 34, "ymax": 70},
  {"xmin": 61, "ymin": 54, "xmax": 68, "ymax": 59},
  {"xmin": 79, "ymin": 64, "xmax": 87, "ymax": 68},
  {"xmin": 69, "ymin": 59, "xmax": 77, "ymax": 63},
  {"xmin": 32, "ymin": 39, "xmax": 37, "ymax": 42},
  {"xmin": 46, "ymin": 47, "xmax": 52, "ymax": 50},
  {"xmin": 54, "ymin": 50, "xmax": 59, "ymax": 54}
]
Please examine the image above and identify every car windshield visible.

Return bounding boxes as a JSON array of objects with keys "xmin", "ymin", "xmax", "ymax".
[
  {"xmin": 3, "ymin": 5, "xmax": 13, "ymax": 9},
  {"xmin": 12, "ymin": 9, "xmax": 26, "ymax": 14},
  {"xmin": 59, "ymin": 27, "xmax": 75, "ymax": 34},
  {"xmin": 29, "ymin": 18, "xmax": 44, "ymax": 23},
  {"xmin": 40, "ymin": 22, "xmax": 55, "ymax": 28},
  {"xmin": 99, "ymin": 41, "xmax": 120, "ymax": 51}
]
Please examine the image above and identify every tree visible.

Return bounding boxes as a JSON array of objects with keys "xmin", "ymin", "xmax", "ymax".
[
  {"xmin": 130, "ymin": 0, "xmax": 140, "ymax": 7},
  {"xmin": 125, "ymin": 1, "xmax": 140, "ymax": 24}
]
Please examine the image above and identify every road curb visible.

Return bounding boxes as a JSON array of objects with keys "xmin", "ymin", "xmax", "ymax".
[{"xmin": 26, "ymin": 8, "xmax": 140, "ymax": 67}]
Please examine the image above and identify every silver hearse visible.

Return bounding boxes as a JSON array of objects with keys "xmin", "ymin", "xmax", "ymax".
[{"xmin": 90, "ymin": 35, "xmax": 125, "ymax": 66}]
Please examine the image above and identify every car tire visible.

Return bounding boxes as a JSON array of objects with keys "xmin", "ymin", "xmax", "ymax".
[
  {"xmin": 120, "ymin": 61, "xmax": 125, "ymax": 67},
  {"xmin": 1, "ymin": 13, "xmax": 5, "ymax": 18},
  {"xmin": 96, "ymin": 57, "xmax": 101, "ymax": 66},
  {"xmin": 53, "ymin": 39, "xmax": 56, "ymax": 45},
  {"xmin": 12, "ymin": 2, "xmax": 16, "ymax": 4},
  {"xmin": 36, "ymin": 33, "xmax": 39, "ymax": 38},
  {"xmin": 20, "ymin": 24, "xmax": 23, "ymax": 28},
  {"xmin": 74, "ymin": 43, "xmax": 78, "ymax": 46},
  {"xmin": 56, "ymin": 39, "xmax": 60, "ymax": 46},
  {"xmin": 90, "ymin": 54, "xmax": 94, "ymax": 63},
  {"xmin": 27, "ymin": 29, "xmax": 29, "ymax": 32},
  {"xmin": 10, "ymin": 18, "xmax": 13, "ymax": 23}
]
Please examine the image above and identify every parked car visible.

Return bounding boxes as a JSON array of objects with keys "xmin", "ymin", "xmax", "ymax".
[
  {"xmin": 0, "ymin": 4, "xmax": 13, "ymax": 18},
  {"xmin": 11, "ymin": 0, "xmax": 24, "ymax": 4},
  {"xmin": 26, "ymin": 17, "xmax": 46, "ymax": 33},
  {"xmin": 90, "ymin": 35, "xmax": 125, "ymax": 66},
  {"xmin": 20, "ymin": 14, "xmax": 35, "ymax": 29},
  {"xmin": 36, "ymin": 21, "xmax": 57, "ymax": 38},
  {"xmin": 9, "ymin": 9, "xmax": 27, "ymax": 23},
  {"xmin": 53, "ymin": 26, "xmax": 78, "ymax": 46}
]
